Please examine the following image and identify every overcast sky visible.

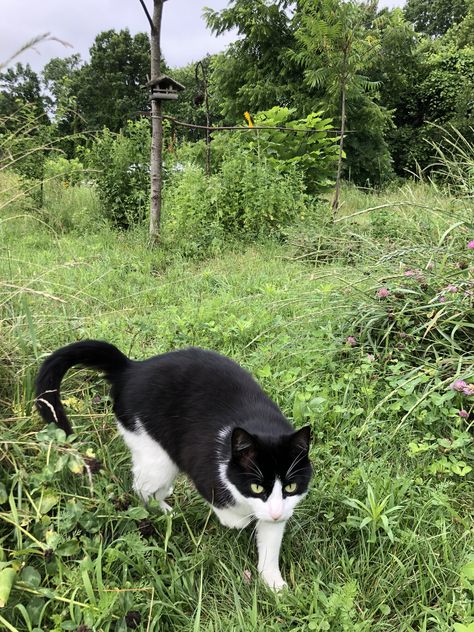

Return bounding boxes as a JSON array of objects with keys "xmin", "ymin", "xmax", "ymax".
[{"xmin": 1, "ymin": 0, "xmax": 405, "ymax": 74}]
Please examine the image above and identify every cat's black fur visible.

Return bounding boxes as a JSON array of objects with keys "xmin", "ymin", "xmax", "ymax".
[{"xmin": 35, "ymin": 340, "xmax": 312, "ymax": 507}]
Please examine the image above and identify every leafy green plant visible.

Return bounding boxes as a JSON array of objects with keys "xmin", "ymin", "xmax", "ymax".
[
  {"xmin": 249, "ymin": 106, "xmax": 338, "ymax": 193},
  {"xmin": 163, "ymin": 152, "xmax": 308, "ymax": 256},
  {"xmin": 83, "ymin": 119, "xmax": 151, "ymax": 228},
  {"xmin": 344, "ymin": 484, "xmax": 403, "ymax": 544}
]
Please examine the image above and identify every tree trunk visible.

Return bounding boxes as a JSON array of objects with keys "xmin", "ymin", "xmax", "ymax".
[
  {"xmin": 149, "ymin": 0, "xmax": 164, "ymax": 242},
  {"xmin": 332, "ymin": 82, "xmax": 346, "ymax": 220}
]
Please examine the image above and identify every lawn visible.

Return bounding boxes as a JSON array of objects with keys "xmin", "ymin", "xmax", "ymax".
[{"xmin": 0, "ymin": 183, "xmax": 473, "ymax": 631}]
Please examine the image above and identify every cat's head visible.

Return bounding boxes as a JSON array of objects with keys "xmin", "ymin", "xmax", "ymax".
[{"xmin": 224, "ymin": 426, "xmax": 312, "ymax": 522}]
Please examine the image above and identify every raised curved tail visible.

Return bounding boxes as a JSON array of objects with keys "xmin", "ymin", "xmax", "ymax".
[{"xmin": 35, "ymin": 340, "xmax": 130, "ymax": 435}]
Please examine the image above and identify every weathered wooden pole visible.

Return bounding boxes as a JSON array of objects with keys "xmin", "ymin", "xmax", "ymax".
[
  {"xmin": 149, "ymin": 0, "xmax": 165, "ymax": 241},
  {"xmin": 138, "ymin": 0, "xmax": 166, "ymax": 242}
]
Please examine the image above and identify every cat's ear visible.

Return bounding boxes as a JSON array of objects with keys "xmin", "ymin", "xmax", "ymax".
[
  {"xmin": 290, "ymin": 425, "xmax": 311, "ymax": 453},
  {"xmin": 231, "ymin": 427, "xmax": 256, "ymax": 458}
]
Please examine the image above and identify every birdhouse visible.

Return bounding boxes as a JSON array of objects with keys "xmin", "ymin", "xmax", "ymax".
[{"xmin": 147, "ymin": 75, "xmax": 185, "ymax": 101}]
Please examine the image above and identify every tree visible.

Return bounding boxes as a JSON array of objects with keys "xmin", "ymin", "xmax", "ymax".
[
  {"xmin": 204, "ymin": 0, "xmax": 301, "ymax": 121},
  {"xmin": 0, "ymin": 63, "xmax": 46, "ymax": 119},
  {"xmin": 42, "ymin": 54, "xmax": 82, "ymax": 108},
  {"xmin": 404, "ymin": 0, "xmax": 469, "ymax": 37},
  {"xmin": 367, "ymin": 9, "xmax": 424, "ymax": 176},
  {"xmin": 137, "ymin": 0, "xmax": 168, "ymax": 241},
  {"xmin": 73, "ymin": 29, "xmax": 150, "ymax": 132},
  {"xmin": 444, "ymin": 0, "xmax": 474, "ymax": 47},
  {"xmin": 294, "ymin": 0, "xmax": 383, "ymax": 212},
  {"xmin": 42, "ymin": 54, "xmax": 83, "ymax": 156},
  {"xmin": 0, "ymin": 63, "xmax": 49, "ymax": 192}
]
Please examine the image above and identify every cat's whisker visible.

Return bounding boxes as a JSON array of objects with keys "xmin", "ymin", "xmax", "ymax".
[
  {"xmin": 247, "ymin": 457, "xmax": 264, "ymax": 480},
  {"xmin": 286, "ymin": 451, "xmax": 307, "ymax": 478}
]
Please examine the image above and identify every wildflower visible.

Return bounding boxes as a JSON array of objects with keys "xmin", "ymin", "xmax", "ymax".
[
  {"xmin": 366, "ymin": 354, "xmax": 376, "ymax": 362},
  {"xmin": 244, "ymin": 111, "xmax": 254, "ymax": 128},
  {"xmin": 463, "ymin": 384, "xmax": 474, "ymax": 396},
  {"xmin": 445, "ymin": 284, "xmax": 458, "ymax": 293},
  {"xmin": 467, "ymin": 240, "xmax": 474, "ymax": 250},
  {"xmin": 458, "ymin": 409, "xmax": 469, "ymax": 419},
  {"xmin": 438, "ymin": 296, "xmax": 446, "ymax": 303},
  {"xmin": 450, "ymin": 380, "xmax": 467, "ymax": 392},
  {"xmin": 404, "ymin": 270, "xmax": 416, "ymax": 277},
  {"xmin": 376, "ymin": 287, "xmax": 390, "ymax": 298},
  {"xmin": 346, "ymin": 336, "xmax": 357, "ymax": 347}
]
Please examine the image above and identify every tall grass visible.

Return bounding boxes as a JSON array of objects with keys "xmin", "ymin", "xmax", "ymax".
[{"xmin": 1, "ymin": 112, "xmax": 473, "ymax": 629}]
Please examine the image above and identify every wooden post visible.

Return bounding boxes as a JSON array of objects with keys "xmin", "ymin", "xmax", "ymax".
[
  {"xmin": 138, "ymin": 0, "xmax": 166, "ymax": 242},
  {"xmin": 149, "ymin": 0, "xmax": 164, "ymax": 242}
]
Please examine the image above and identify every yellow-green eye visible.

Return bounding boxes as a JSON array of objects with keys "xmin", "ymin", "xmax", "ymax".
[
  {"xmin": 285, "ymin": 483, "xmax": 297, "ymax": 493},
  {"xmin": 250, "ymin": 483, "xmax": 264, "ymax": 494}
]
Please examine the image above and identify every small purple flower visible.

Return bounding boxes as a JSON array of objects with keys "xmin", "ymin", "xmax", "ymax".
[
  {"xmin": 366, "ymin": 354, "xmax": 376, "ymax": 362},
  {"xmin": 445, "ymin": 284, "xmax": 458, "ymax": 293},
  {"xmin": 451, "ymin": 380, "xmax": 467, "ymax": 392},
  {"xmin": 438, "ymin": 296, "xmax": 446, "ymax": 303},
  {"xmin": 467, "ymin": 240, "xmax": 474, "ymax": 250},
  {"xmin": 346, "ymin": 336, "xmax": 357, "ymax": 347},
  {"xmin": 404, "ymin": 270, "xmax": 416, "ymax": 277},
  {"xmin": 458, "ymin": 409, "xmax": 469, "ymax": 419},
  {"xmin": 376, "ymin": 287, "xmax": 390, "ymax": 299},
  {"xmin": 463, "ymin": 384, "xmax": 474, "ymax": 396}
]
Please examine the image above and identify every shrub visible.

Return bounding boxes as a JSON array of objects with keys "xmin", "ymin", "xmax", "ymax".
[
  {"xmin": 83, "ymin": 119, "xmax": 151, "ymax": 228},
  {"xmin": 162, "ymin": 164, "xmax": 224, "ymax": 257},
  {"xmin": 44, "ymin": 155, "xmax": 86, "ymax": 186},
  {"xmin": 163, "ymin": 154, "xmax": 308, "ymax": 256}
]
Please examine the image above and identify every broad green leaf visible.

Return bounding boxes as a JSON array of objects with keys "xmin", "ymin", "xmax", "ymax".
[{"xmin": 0, "ymin": 567, "xmax": 17, "ymax": 607}]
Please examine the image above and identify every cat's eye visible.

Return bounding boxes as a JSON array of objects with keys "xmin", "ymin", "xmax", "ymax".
[
  {"xmin": 250, "ymin": 483, "xmax": 264, "ymax": 494},
  {"xmin": 284, "ymin": 483, "xmax": 297, "ymax": 493}
]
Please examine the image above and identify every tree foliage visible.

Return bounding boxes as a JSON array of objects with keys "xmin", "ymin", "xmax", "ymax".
[
  {"xmin": 404, "ymin": 0, "xmax": 469, "ymax": 37},
  {"xmin": 204, "ymin": 0, "xmax": 301, "ymax": 121},
  {"xmin": 294, "ymin": 0, "xmax": 392, "ymax": 192},
  {"xmin": 73, "ymin": 30, "xmax": 151, "ymax": 132}
]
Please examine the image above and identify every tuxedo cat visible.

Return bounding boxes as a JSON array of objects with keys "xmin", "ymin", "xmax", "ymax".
[{"xmin": 35, "ymin": 340, "xmax": 312, "ymax": 590}]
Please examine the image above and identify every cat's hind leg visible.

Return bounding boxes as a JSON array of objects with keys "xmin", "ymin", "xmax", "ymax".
[{"xmin": 118, "ymin": 421, "xmax": 179, "ymax": 511}]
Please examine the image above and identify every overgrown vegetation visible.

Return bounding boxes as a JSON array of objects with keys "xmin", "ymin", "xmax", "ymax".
[
  {"xmin": 1, "ymin": 168, "xmax": 473, "ymax": 629},
  {"xmin": 1, "ymin": 0, "xmax": 474, "ymax": 630}
]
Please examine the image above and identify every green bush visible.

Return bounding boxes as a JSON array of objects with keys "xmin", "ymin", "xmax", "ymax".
[
  {"xmin": 163, "ymin": 154, "xmax": 308, "ymax": 256},
  {"xmin": 44, "ymin": 155, "xmax": 85, "ymax": 186},
  {"xmin": 83, "ymin": 119, "xmax": 151, "ymax": 228},
  {"xmin": 163, "ymin": 164, "xmax": 224, "ymax": 257}
]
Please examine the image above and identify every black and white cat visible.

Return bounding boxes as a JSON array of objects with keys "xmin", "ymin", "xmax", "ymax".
[{"xmin": 35, "ymin": 340, "xmax": 312, "ymax": 590}]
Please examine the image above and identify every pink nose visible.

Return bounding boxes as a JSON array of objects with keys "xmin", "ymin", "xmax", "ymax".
[{"xmin": 270, "ymin": 510, "xmax": 282, "ymax": 521}]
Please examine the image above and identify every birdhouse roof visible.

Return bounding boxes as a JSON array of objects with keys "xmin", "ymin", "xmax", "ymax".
[{"xmin": 146, "ymin": 74, "xmax": 185, "ymax": 91}]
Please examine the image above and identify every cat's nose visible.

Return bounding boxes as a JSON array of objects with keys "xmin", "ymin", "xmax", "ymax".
[{"xmin": 270, "ymin": 510, "xmax": 282, "ymax": 521}]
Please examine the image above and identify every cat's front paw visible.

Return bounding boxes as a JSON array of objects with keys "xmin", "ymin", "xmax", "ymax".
[{"xmin": 261, "ymin": 571, "xmax": 287, "ymax": 592}]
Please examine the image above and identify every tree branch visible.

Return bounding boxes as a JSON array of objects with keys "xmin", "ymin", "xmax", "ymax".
[{"xmin": 137, "ymin": 0, "xmax": 155, "ymax": 33}]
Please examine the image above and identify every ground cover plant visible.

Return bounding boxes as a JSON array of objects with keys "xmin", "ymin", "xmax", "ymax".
[{"xmin": 0, "ymin": 172, "xmax": 473, "ymax": 631}]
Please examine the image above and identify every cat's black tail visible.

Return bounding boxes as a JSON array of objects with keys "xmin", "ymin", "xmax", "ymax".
[{"xmin": 35, "ymin": 340, "xmax": 130, "ymax": 435}]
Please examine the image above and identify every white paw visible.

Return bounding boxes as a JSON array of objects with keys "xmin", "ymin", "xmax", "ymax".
[
  {"xmin": 261, "ymin": 571, "xmax": 287, "ymax": 592},
  {"xmin": 159, "ymin": 499, "xmax": 173, "ymax": 513}
]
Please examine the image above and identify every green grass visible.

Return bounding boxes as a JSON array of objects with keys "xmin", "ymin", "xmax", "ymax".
[{"xmin": 0, "ymin": 182, "xmax": 473, "ymax": 631}]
